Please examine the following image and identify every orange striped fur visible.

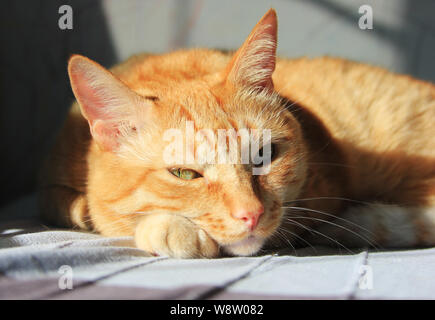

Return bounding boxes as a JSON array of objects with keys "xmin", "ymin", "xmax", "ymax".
[{"xmin": 39, "ymin": 9, "xmax": 435, "ymax": 258}]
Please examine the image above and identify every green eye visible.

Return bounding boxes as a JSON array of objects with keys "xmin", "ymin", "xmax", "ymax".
[
  {"xmin": 170, "ymin": 168, "xmax": 202, "ymax": 180},
  {"xmin": 253, "ymin": 143, "xmax": 277, "ymax": 167}
]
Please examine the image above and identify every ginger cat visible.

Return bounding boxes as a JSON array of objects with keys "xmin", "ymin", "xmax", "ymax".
[{"xmin": 39, "ymin": 9, "xmax": 435, "ymax": 258}]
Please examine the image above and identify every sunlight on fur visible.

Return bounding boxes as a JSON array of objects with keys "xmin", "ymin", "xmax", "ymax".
[{"xmin": 39, "ymin": 9, "xmax": 435, "ymax": 258}]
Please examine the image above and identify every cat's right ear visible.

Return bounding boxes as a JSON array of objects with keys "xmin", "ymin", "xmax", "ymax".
[
  {"xmin": 68, "ymin": 55, "xmax": 149, "ymax": 152},
  {"xmin": 224, "ymin": 8, "xmax": 278, "ymax": 92}
]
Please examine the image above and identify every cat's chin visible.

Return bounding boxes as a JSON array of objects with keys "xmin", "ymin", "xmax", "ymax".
[{"xmin": 222, "ymin": 236, "xmax": 265, "ymax": 256}]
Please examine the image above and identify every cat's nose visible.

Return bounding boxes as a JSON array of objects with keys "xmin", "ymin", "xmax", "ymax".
[{"xmin": 232, "ymin": 204, "xmax": 264, "ymax": 231}]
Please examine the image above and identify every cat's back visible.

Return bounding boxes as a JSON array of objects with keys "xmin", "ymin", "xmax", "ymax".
[
  {"xmin": 274, "ymin": 56, "xmax": 435, "ymax": 156},
  {"xmin": 274, "ymin": 57, "xmax": 435, "ymax": 203}
]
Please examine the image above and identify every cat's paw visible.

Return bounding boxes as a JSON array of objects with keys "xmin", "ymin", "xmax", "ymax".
[{"xmin": 135, "ymin": 214, "xmax": 219, "ymax": 258}]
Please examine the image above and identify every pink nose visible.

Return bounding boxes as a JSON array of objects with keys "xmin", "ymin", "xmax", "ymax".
[{"xmin": 232, "ymin": 205, "xmax": 264, "ymax": 231}]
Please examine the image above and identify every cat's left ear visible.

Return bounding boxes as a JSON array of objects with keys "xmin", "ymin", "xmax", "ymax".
[
  {"xmin": 225, "ymin": 8, "xmax": 277, "ymax": 91},
  {"xmin": 68, "ymin": 55, "xmax": 150, "ymax": 152}
]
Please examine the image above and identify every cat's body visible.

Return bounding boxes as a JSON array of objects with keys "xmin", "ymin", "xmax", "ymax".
[{"xmin": 39, "ymin": 10, "xmax": 435, "ymax": 257}]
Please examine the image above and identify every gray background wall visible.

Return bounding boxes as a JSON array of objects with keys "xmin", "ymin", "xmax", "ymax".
[{"xmin": 1, "ymin": 0, "xmax": 435, "ymax": 207}]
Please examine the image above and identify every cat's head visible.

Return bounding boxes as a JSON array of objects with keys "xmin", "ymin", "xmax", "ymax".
[{"xmin": 68, "ymin": 9, "xmax": 307, "ymax": 256}]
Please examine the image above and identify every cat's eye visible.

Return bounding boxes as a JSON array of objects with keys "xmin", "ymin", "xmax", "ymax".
[
  {"xmin": 169, "ymin": 168, "xmax": 202, "ymax": 180},
  {"xmin": 253, "ymin": 144, "xmax": 277, "ymax": 167}
]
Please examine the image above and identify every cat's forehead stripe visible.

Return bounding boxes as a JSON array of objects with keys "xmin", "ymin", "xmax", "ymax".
[{"xmin": 144, "ymin": 95, "xmax": 159, "ymax": 102}]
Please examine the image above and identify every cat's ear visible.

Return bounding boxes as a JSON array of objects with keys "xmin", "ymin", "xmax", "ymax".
[
  {"xmin": 68, "ymin": 55, "xmax": 147, "ymax": 151},
  {"xmin": 225, "ymin": 8, "xmax": 277, "ymax": 91}
]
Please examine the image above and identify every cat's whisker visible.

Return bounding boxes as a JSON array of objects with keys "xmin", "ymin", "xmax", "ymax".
[
  {"xmin": 285, "ymin": 220, "xmax": 355, "ymax": 254},
  {"xmin": 284, "ymin": 196, "xmax": 376, "ymax": 207},
  {"xmin": 284, "ymin": 213, "xmax": 379, "ymax": 249},
  {"xmin": 283, "ymin": 198, "xmax": 396, "ymax": 245},
  {"xmin": 282, "ymin": 205, "xmax": 378, "ymax": 242},
  {"xmin": 277, "ymin": 226, "xmax": 318, "ymax": 254},
  {"xmin": 284, "ymin": 218, "xmax": 316, "ymax": 236},
  {"xmin": 273, "ymin": 228, "xmax": 298, "ymax": 256}
]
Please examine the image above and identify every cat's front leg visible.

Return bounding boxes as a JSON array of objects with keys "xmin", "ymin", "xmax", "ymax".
[{"xmin": 135, "ymin": 214, "xmax": 219, "ymax": 258}]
